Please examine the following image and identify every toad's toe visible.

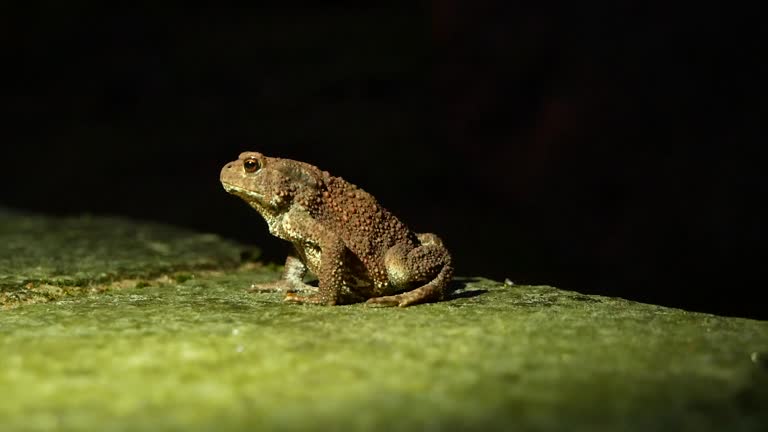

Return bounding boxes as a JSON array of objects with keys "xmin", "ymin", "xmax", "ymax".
[{"xmin": 365, "ymin": 295, "xmax": 403, "ymax": 307}]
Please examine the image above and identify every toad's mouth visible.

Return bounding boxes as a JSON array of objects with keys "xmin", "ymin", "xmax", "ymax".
[
  {"xmin": 221, "ymin": 182, "xmax": 280, "ymax": 213},
  {"xmin": 221, "ymin": 182, "xmax": 262, "ymax": 200},
  {"xmin": 221, "ymin": 182, "xmax": 255, "ymax": 199}
]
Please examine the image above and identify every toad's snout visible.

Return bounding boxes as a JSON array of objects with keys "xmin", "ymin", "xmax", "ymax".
[{"xmin": 220, "ymin": 160, "xmax": 242, "ymax": 184}]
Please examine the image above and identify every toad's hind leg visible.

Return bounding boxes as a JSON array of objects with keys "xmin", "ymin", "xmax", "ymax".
[
  {"xmin": 249, "ymin": 255, "xmax": 318, "ymax": 293},
  {"xmin": 366, "ymin": 233, "xmax": 453, "ymax": 307}
]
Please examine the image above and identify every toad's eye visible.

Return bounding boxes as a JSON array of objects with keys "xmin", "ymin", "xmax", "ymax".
[{"xmin": 243, "ymin": 157, "xmax": 261, "ymax": 173}]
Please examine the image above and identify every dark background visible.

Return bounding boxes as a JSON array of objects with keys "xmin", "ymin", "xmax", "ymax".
[{"xmin": 3, "ymin": 3, "xmax": 765, "ymax": 319}]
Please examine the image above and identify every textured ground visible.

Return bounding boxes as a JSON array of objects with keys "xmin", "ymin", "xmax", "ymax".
[{"xmin": 1, "ymin": 209, "xmax": 766, "ymax": 432}]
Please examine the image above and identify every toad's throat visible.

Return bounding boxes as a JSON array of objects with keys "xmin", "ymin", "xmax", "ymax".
[
  {"xmin": 221, "ymin": 181, "xmax": 286, "ymax": 236},
  {"xmin": 221, "ymin": 182, "xmax": 261, "ymax": 200},
  {"xmin": 221, "ymin": 182, "xmax": 278, "ymax": 213}
]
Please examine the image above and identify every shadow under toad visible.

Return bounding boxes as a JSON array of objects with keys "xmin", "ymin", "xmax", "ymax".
[{"xmin": 443, "ymin": 277, "xmax": 488, "ymax": 301}]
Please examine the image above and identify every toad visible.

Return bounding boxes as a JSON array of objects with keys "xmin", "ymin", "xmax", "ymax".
[{"xmin": 220, "ymin": 152, "xmax": 453, "ymax": 307}]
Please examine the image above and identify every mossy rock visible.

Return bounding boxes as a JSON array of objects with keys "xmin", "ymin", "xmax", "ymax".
[
  {"xmin": 1, "ymin": 210, "xmax": 766, "ymax": 431},
  {"xmin": 0, "ymin": 209, "xmax": 252, "ymax": 307}
]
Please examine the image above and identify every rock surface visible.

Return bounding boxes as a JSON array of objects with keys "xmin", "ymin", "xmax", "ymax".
[
  {"xmin": 0, "ymin": 209, "xmax": 247, "ymax": 308},
  {"xmin": 1, "ymin": 210, "xmax": 766, "ymax": 432}
]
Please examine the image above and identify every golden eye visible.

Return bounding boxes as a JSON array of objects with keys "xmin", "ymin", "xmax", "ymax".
[{"xmin": 243, "ymin": 157, "xmax": 261, "ymax": 173}]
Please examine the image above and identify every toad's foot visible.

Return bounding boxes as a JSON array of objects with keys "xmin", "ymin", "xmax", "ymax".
[
  {"xmin": 248, "ymin": 279, "xmax": 318, "ymax": 294},
  {"xmin": 364, "ymin": 294, "xmax": 402, "ymax": 307},
  {"xmin": 366, "ymin": 290, "xmax": 440, "ymax": 308},
  {"xmin": 249, "ymin": 255, "xmax": 318, "ymax": 293},
  {"xmin": 366, "ymin": 291, "xmax": 442, "ymax": 308},
  {"xmin": 283, "ymin": 292, "xmax": 336, "ymax": 306}
]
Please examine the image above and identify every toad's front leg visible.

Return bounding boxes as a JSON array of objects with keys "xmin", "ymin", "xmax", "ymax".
[
  {"xmin": 280, "ymin": 208, "xmax": 348, "ymax": 306},
  {"xmin": 283, "ymin": 236, "xmax": 348, "ymax": 305}
]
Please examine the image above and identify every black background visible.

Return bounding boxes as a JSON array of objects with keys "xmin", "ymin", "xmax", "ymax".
[{"xmin": 3, "ymin": 2, "xmax": 765, "ymax": 319}]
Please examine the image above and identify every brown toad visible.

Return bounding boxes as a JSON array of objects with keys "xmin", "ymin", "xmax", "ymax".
[{"xmin": 220, "ymin": 152, "xmax": 453, "ymax": 307}]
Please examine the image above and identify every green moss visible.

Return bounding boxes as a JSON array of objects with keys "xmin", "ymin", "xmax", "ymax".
[
  {"xmin": 2, "ymin": 277, "xmax": 767, "ymax": 431},
  {"xmin": 173, "ymin": 273, "xmax": 194, "ymax": 284},
  {"xmin": 0, "ymin": 209, "xmax": 247, "ymax": 307},
  {"xmin": 1, "ymin": 210, "xmax": 767, "ymax": 431}
]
